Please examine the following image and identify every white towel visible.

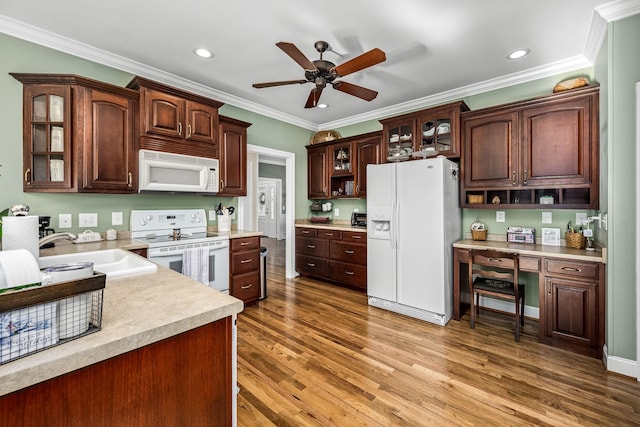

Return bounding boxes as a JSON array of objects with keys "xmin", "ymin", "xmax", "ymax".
[{"xmin": 182, "ymin": 246, "xmax": 209, "ymax": 285}]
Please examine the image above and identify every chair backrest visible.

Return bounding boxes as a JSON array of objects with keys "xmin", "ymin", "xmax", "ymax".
[{"xmin": 469, "ymin": 249, "xmax": 519, "ymax": 285}]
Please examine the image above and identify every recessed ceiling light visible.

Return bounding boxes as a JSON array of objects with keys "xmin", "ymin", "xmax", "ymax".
[
  {"xmin": 193, "ymin": 48, "xmax": 213, "ymax": 59},
  {"xmin": 317, "ymin": 103, "xmax": 328, "ymax": 109},
  {"xmin": 507, "ymin": 48, "xmax": 531, "ymax": 60}
]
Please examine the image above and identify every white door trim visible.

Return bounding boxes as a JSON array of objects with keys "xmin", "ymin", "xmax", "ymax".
[
  {"xmin": 636, "ymin": 81, "xmax": 640, "ymax": 381},
  {"xmin": 245, "ymin": 144, "xmax": 297, "ymax": 279}
]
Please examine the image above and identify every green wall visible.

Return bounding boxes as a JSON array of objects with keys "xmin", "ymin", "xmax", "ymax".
[{"xmin": 0, "ymin": 33, "xmax": 312, "ymax": 231}]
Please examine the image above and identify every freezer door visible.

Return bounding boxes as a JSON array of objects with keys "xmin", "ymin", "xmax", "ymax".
[{"xmin": 366, "ymin": 162, "xmax": 396, "ymax": 301}]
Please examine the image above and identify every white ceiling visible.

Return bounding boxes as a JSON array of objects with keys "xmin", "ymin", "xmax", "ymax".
[{"xmin": 0, "ymin": 1, "xmax": 635, "ymax": 130}]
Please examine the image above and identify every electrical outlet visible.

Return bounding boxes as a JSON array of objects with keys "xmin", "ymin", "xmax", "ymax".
[
  {"xmin": 335, "ymin": 208, "xmax": 340, "ymax": 217},
  {"xmin": 353, "ymin": 208, "xmax": 359, "ymax": 213},
  {"xmin": 496, "ymin": 211, "xmax": 505, "ymax": 223},
  {"xmin": 79, "ymin": 213, "xmax": 98, "ymax": 228},
  {"xmin": 59, "ymin": 213, "xmax": 72, "ymax": 229},
  {"xmin": 209, "ymin": 210, "xmax": 216, "ymax": 221},
  {"xmin": 542, "ymin": 211, "xmax": 552, "ymax": 224},
  {"xmin": 111, "ymin": 212, "xmax": 123, "ymax": 226},
  {"xmin": 575, "ymin": 212, "xmax": 587, "ymax": 226}
]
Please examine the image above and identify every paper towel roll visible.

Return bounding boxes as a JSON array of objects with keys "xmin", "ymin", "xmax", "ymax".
[
  {"xmin": 2, "ymin": 215, "xmax": 40, "ymax": 259},
  {"xmin": 0, "ymin": 249, "xmax": 41, "ymax": 289}
]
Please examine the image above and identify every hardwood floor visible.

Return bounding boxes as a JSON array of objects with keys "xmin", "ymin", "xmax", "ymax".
[{"xmin": 237, "ymin": 237, "xmax": 640, "ymax": 426}]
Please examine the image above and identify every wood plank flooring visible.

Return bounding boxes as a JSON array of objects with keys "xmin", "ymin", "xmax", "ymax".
[{"xmin": 237, "ymin": 237, "xmax": 640, "ymax": 426}]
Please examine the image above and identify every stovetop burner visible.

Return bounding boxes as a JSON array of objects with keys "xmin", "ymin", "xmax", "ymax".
[{"xmin": 130, "ymin": 209, "xmax": 226, "ymax": 248}]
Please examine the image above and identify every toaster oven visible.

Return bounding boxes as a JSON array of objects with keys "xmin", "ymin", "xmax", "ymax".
[{"xmin": 351, "ymin": 212, "xmax": 367, "ymax": 228}]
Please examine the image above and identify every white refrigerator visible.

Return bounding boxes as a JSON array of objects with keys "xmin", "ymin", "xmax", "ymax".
[{"xmin": 366, "ymin": 157, "xmax": 461, "ymax": 326}]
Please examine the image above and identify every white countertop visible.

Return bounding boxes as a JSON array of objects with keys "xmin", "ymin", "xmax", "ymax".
[{"xmin": 0, "ymin": 255, "xmax": 243, "ymax": 396}]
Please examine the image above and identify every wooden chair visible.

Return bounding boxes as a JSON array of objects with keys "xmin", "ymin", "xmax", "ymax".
[{"xmin": 468, "ymin": 249, "xmax": 525, "ymax": 342}]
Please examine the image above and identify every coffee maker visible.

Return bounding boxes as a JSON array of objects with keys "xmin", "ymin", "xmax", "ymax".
[{"xmin": 39, "ymin": 215, "xmax": 56, "ymax": 248}]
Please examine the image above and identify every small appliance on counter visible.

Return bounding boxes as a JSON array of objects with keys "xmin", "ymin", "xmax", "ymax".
[
  {"xmin": 351, "ymin": 212, "xmax": 367, "ymax": 228},
  {"xmin": 507, "ymin": 226, "xmax": 536, "ymax": 244}
]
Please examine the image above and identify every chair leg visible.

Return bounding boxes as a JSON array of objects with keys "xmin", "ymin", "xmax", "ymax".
[
  {"xmin": 520, "ymin": 293, "xmax": 525, "ymax": 327},
  {"xmin": 514, "ymin": 295, "xmax": 520, "ymax": 342},
  {"xmin": 470, "ymin": 289, "xmax": 475, "ymax": 329}
]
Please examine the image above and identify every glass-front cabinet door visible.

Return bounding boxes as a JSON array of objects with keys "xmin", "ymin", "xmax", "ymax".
[
  {"xmin": 381, "ymin": 117, "xmax": 416, "ymax": 162},
  {"xmin": 23, "ymin": 85, "xmax": 72, "ymax": 191},
  {"xmin": 331, "ymin": 142, "xmax": 353, "ymax": 175}
]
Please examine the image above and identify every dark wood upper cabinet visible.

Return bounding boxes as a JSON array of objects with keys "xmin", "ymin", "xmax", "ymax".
[
  {"xmin": 461, "ymin": 85, "xmax": 599, "ymax": 209},
  {"xmin": 218, "ymin": 116, "xmax": 250, "ymax": 196},
  {"xmin": 306, "ymin": 131, "xmax": 382, "ymax": 200},
  {"xmin": 307, "ymin": 144, "xmax": 330, "ymax": 199},
  {"xmin": 127, "ymin": 76, "xmax": 223, "ymax": 159},
  {"xmin": 12, "ymin": 73, "xmax": 138, "ymax": 193}
]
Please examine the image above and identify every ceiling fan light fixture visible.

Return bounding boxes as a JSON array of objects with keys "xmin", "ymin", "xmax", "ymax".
[
  {"xmin": 507, "ymin": 48, "xmax": 530, "ymax": 60},
  {"xmin": 193, "ymin": 47, "xmax": 214, "ymax": 59}
]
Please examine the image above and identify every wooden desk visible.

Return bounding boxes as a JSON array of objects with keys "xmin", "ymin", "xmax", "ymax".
[{"xmin": 452, "ymin": 239, "xmax": 606, "ymax": 358}]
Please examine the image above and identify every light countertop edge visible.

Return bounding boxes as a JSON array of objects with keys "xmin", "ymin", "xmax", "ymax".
[
  {"xmin": 295, "ymin": 220, "xmax": 367, "ymax": 233},
  {"xmin": 1, "ymin": 261, "xmax": 244, "ymax": 397},
  {"xmin": 453, "ymin": 239, "xmax": 605, "ymax": 263}
]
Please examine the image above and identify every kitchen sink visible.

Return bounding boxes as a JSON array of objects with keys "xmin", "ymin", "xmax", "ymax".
[{"xmin": 39, "ymin": 249, "xmax": 157, "ymax": 278}]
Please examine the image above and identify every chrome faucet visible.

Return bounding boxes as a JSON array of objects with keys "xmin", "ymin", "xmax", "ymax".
[{"xmin": 39, "ymin": 232, "xmax": 78, "ymax": 248}]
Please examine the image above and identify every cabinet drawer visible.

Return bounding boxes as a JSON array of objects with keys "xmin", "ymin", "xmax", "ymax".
[
  {"xmin": 545, "ymin": 259, "xmax": 598, "ymax": 280},
  {"xmin": 296, "ymin": 237, "xmax": 329, "ymax": 258},
  {"xmin": 231, "ymin": 270, "xmax": 260, "ymax": 302},
  {"xmin": 296, "ymin": 227, "xmax": 317, "ymax": 238},
  {"xmin": 296, "ymin": 255, "xmax": 329, "ymax": 277},
  {"xmin": 330, "ymin": 261, "xmax": 367, "ymax": 290},
  {"xmin": 342, "ymin": 231, "xmax": 366, "ymax": 242},
  {"xmin": 231, "ymin": 236, "xmax": 260, "ymax": 251},
  {"xmin": 330, "ymin": 241, "xmax": 367, "ymax": 265},
  {"xmin": 317, "ymin": 229, "xmax": 341, "ymax": 240},
  {"xmin": 231, "ymin": 250, "xmax": 260, "ymax": 275},
  {"xmin": 519, "ymin": 256, "xmax": 540, "ymax": 272}
]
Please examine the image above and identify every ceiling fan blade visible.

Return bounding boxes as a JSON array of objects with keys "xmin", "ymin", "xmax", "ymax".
[
  {"xmin": 304, "ymin": 88, "xmax": 323, "ymax": 109},
  {"xmin": 332, "ymin": 48, "xmax": 386, "ymax": 77},
  {"xmin": 276, "ymin": 42, "xmax": 318, "ymax": 71},
  {"xmin": 253, "ymin": 79, "xmax": 309, "ymax": 88},
  {"xmin": 332, "ymin": 81, "xmax": 378, "ymax": 101}
]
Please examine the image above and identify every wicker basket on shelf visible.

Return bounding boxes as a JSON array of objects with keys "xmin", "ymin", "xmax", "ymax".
[
  {"xmin": 565, "ymin": 232, "xmax": 585, "ymax": 249},
  {"xmin": 467, "ymin": 194, "xmax": 484, "ymax": 204}
]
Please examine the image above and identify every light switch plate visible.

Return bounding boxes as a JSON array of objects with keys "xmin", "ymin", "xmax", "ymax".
[
  {"xmin": 335, "ymin": 208, "xmax": 340, "ymax": 217},
  {"xmin": 79, "ymin": 213, "xmax": 98, "ymax": 228},
  {"xmin": 496, "ymin": 211, "xmax": 505, "ymax": 223},
  {"xmin": 542, "ymin": 211, "xmax": 553, "ymax": 224},
  {"xmin": 59, "ymin": 213, "xmax": 72, "ymax": 229},
  {"xmin": 111, "ymin": 212, "xmax": 123, "ymax": 226}
]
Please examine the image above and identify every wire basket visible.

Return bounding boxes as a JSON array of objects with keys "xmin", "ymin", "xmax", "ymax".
[
  {"xmin": 0, "ymin": 273, "xmax": 105, "ymax": 364},
  {"xmin": 565, "ymin": 232, "xmax": 585, "ymax": 249}
]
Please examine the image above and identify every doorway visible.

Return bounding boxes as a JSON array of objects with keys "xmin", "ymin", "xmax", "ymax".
[
  {"xmin": 238, "ymin": 144, "xmax": 296, "ymax": 279},
  {"xmin": 258, "ymin": 177, "xmax": 284, "ymax": 240}
]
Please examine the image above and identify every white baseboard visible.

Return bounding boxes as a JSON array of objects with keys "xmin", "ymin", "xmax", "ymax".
[{"xmin": 603, "ymin": 345, "xmax": 638, "ymax": 379}]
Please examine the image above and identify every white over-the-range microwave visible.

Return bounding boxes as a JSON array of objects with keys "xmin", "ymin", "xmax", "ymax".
[{"xmin": 138, "ymin": 149, "xmax": 219, "ymax": 194}]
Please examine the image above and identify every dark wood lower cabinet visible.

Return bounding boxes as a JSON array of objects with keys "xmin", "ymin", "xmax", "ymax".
[
  {"xmin": 230, "ymin": 236, "xmax": 261, "ymax": 304},
  {"xmin": 0, "ymin": 319, "xmax": 232, "ymax": 427},
  {"xmin": 295, "ymin": 227, "xmax": 367, "ymax": 290}
]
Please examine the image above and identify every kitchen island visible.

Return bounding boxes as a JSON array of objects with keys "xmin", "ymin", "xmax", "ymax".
[{"xmin": 0, "ymin": 253, "xmax": 243, "ymax": 426}]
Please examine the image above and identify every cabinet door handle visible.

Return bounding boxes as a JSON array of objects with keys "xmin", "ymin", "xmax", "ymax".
[
  {"xmin": 356, "ymin": 184, "xmax": 359, "ymax": 194},
  {"xmin": 512, "ymin": 171, "xmax": 516, "ymax": 185},
  {"xmin": 240, "ymin": 259, "xmax": 252, "ymax": 264},
  {"xmin": 128, "ymin": 172, "xmax": 133, "ymax": 188},
  {"xmin": 352, "ymin": 235, "xmax": 362, "ymax": 239},
  {"xmin": 302, "ymin": 230, "xmax": 310, "ymax": 234},
  {"xmin": 178, "ymin": 122, "xmax": 182, "ymax": 135},
  {"xmin": 345, "ymin": 271, "xmax": 354, "ymax": 275},
  {"xmin": 220, "ymin": 179, "xmax": 224, "ymax": 189},
  {"xmin": 345, "ymin": 250, "xmax": 355, "ymax": 254},
  {"xmin": 523, "ymin": 170, "xmax": 528, "ymax": 185},
  {"xmin": 307, "ymin": 262, "xmax": 316, "ymax": 267},
  {"xmin": 187, "ymin": 124, "xmax": 192, "ymax": 138},
  {"xmin": 241, "ymin": 284, "xmax": 253, "ymax": 289},
  {"xmin": 325, "ymin": 233, "xmax": 334, "ymax": 236},
  {"xmin": 240, "ymin": 242, "xmax": 251, "ymax": 246},
  {"xmin": 561, "ymin": 266, "xmax": 582, "ymax": 272},
  {"xmin": 307, "ymin": 245, "xmax": 315, "ymax": 249},
  {"xmin": 25, "ymin": 168, "xmax": 31, "ymax": 185},
  {"xmin": 488, "ymin": 258, "xmax": 503, "ymax": 263}
]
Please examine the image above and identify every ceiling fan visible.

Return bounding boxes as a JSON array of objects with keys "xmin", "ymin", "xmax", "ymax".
[{"xmin": 253, "ymin": 41, "xmax": 386, "ymax": 108}]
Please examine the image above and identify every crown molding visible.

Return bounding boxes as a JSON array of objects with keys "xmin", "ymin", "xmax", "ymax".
[
  {"xmin": 0, "ymin": 14, "xmax": 318, "ymax": 131},
  {"xmin": 596, "ymin": 0, "xmax": 640, "ymax": 21},
  {"xmin": 319, "ymin": 55, "xmax": 593, "ymax": 129}
]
